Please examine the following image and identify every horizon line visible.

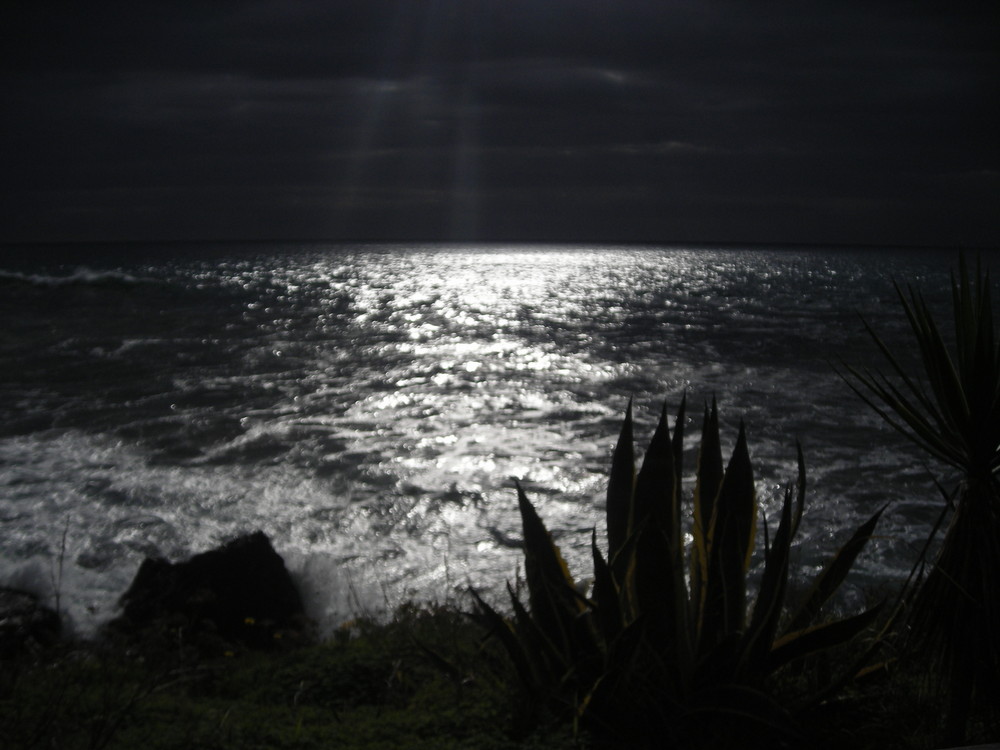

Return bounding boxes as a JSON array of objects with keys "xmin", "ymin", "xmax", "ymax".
[{"xmin": 2, "ymin": 237, "xmax": 995, "ymax": 253}]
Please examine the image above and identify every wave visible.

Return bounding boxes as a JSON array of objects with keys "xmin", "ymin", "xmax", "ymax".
[{"xmin": 0, "ymin": 267, "xmax": 148, "ymax": 287}]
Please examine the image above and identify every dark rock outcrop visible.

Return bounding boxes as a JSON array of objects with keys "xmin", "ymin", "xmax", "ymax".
[
  {"xmin": 0, "ymin": 587, "xmax": 61, "ymax": 658},
  {"xmin": 109, "ymin": 531, "xmax": 309, "ymax": 650}
]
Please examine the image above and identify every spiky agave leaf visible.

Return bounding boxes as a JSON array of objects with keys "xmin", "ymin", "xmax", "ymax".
[
  {"xmin": 590, "ymin": 529, "xmax": 622, "ymax": 644},
  {"xmin": 671, "ymin": 394, "xmax": 687, "ymax": 513},
  {"xmin": 740, "ymin": 476, "xmax": 797, "ymax": 679},
  {"xmin": 698, "ymin": 421, "xmax": 757, "ymax": 652},
  {"xmin": 690, "ymin": 400, "xmax": 722, "ymax": 629},
  {"xmin": 784, "ymin": 503, "xmax": 887, "ymax": 634},
  {"xmin": 468, "ymin": 587, "xmax": 536, "ymax": 691},
  {"xmin": 578, "ymin": 617, "xmax": 666, "ymax": 738},
  {"xmin": 632, "ymin": 402, "xmax": 677, "ymax": 539},
  {"xmin": 631, "ymin": 401, "xmax": 691, "ymax": 663},
  {"xmin": 507, "ymin": 584, "xmax": 574, "ymax": 699},
  {"xmin": 769, "ymin": 601, "xmax": 885, "ymax": 671},
  {"xmin": 517, "ymin": 482, "xmax": 577, "ymax": 593},
  {"xmin": 606, "ymin": 399, "xmax": 635, "ymax": 579},
  {"xmin": 693, "ymin": 399, "xmax": 723, "ymax": 542},
  {"xmin": 515, "ymin": 482, "xmax": 586, "ymax": 659}
]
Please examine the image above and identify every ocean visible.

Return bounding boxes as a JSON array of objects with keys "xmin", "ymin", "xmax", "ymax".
[{"xmin": 0, "ymin": 242, "xmax": 991, "ymax": 636}]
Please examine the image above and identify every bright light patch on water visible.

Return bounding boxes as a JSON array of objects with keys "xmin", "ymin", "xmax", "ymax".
[{"xmin": 2, "ymin": 243, "xmax": 983, "ymax": 635}]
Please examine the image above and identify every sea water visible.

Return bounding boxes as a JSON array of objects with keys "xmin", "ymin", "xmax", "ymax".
[{"xmin": 0, "ymin": 242, "xmax": 991, "ymax": 636}]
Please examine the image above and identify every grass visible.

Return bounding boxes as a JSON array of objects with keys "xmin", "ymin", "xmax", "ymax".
[
  {"xmin": 3, "ymin": 600, "xmax": 997, "ymax": 750},
  {"xmin": 0, "ymin": 602, "xmax": 578, "ymax": 750}
]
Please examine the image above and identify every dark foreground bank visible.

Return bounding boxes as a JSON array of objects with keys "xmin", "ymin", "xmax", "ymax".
[
  {"xmin": 3, "ymin": 601, "xmax": 998, "ymax": 750},
  {"xmin": 1, "ymin": 532, "xmax": 997, "ymax": 749}
]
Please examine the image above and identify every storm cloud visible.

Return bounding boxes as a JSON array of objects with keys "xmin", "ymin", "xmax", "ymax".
[{"xmin": 2, "ymin": 1, "xmax": 997, "ymax": 245}]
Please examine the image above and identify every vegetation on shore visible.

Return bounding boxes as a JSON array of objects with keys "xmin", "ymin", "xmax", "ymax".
[
  {"xmin": 1, "ymin": 603, "xmax": 577, "ymax": 750},
  {"xmin": 471, "ymin": 399, "xmax": 886, "ymax": 748},
  {"xmin": 844, "ymin": 254, "xmax": 1000, "ymax": 744},
  {"xmin": 1, "ymin": 597, "xmax": 997, "ymax": 749}
]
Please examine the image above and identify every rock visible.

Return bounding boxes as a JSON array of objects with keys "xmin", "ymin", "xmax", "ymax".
[
  {"xmin": 0, "ymin": 587, "xmax": 62, "ymax": 658},
  {"xmin": 110, "ymin": 531, "xmax": 309, "ymax": 650}
]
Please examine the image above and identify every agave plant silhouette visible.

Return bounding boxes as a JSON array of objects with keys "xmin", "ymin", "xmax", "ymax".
[
  {"xmin": 843, "ymin": 255, "xmax": 1000, "ymax": 744},
  {"xmin": 472, "ymin": 398, "xmax": 885, "ymax": 748}
]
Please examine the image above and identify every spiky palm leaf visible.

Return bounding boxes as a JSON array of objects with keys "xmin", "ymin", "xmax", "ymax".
[{"xmin": 843, "ymin": 254, "xmax": 1000, "ymax": 744}]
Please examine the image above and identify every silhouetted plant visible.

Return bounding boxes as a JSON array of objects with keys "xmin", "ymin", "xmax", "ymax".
[
  {"xmin": 472, "ymin": 398, "xmax": 885, "ymax": 747},
  {"xmin": 843, "ymin": 255, "xmax": 1000, "ymax": 744}
]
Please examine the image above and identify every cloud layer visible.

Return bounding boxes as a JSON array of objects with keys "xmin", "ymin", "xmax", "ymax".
[{"xmin": 2, "ymin": 1, "xmax": 997, "ymax": 245}]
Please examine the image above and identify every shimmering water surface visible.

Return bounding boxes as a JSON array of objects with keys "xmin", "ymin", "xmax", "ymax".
[{"xmin": 0, "ymin": 243, "xmax": 989, "ymax": 635}]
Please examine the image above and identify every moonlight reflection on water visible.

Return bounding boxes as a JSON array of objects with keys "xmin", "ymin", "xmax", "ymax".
[{"xmin": 0, "ymin": 243, "xmax": 980, "ymax": 634}]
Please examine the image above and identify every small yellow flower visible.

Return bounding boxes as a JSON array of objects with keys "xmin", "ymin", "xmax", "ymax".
[
  {"xmin": 224, "ymin": 650, "xmax": 235, "ymax": 658},
  {"xmin": 244, "ymin": 617, "xmax": 256, "ymax": 625}
]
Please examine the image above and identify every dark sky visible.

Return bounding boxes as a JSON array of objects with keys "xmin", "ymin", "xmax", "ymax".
[{"xmin": 2, "ymin": 1, "xmax": 997, "ymax": 246}]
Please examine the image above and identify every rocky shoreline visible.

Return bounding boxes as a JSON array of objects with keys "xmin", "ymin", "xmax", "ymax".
[{"xmin": 1, "ymin": 531, "xmax": 313, "ymax": 657}]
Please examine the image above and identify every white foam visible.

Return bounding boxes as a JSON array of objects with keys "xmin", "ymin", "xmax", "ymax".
[{"xmin": 0, "ymin": 267, "xmax": 146, "ymax": 287}]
